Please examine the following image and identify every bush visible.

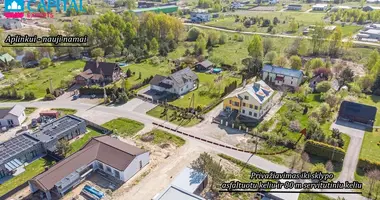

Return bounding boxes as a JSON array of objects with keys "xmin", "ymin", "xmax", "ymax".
[
  {"xmin": 44, "ymin": 94, "xmax": 56, "ymax": 101},
  {"xmin": 187, "ymin": 27, "xmax": 204, "ymax": 41},
  {"xmin": 24, "ymin": 91, "xmax": 36, "ymax": 100},
  {"xmin": 316, "ymin": 81, "xmax": 331, "ymax": 93},
  {"xmin": 357, "ymin": 158, "xmax": 380, "ymax": 171},
  {"xmin": 304, "ymin": 140, "xmax": 345, "ymax": 162}
]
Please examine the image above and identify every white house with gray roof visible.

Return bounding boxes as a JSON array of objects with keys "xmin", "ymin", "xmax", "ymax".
[
  {"xmin": 262, "ymin": 64, "xmax": 303, "ymax": 88},
  {"xmin": 149, "ymin": 67, "xmax": 199, "ymax": 96},
  {"xmin": 0, "ymin": 105, "xmax": 26, "ymax": 128}
]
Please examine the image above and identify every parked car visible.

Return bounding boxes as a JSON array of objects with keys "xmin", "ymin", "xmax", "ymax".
[
  {"xmin": 72, "ymin": 95, "xmax": 79, "ymax": 100},
  {"xmin": 90, "ymin": 94, "xmax": 96, "ymax": 99},
  {"xmin": 31, "ymin": 118, "xmax": 38, "ymax": 128}
]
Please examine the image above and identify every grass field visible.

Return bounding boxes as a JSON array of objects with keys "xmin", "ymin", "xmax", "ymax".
[
  {"xmin": 139, "ymin": 129, "xmax": 185, "ymax": 147},
  {"xmin": 359, "ymin": 130, "xmax": 380, "ymax": 163},
  {"xmin": 170, "ymin": 72, "xmax": 241, "ymax": 108},
  {"xmin": 25, "ymin": 107, "xmax": 37, "ymax": 115},
  {"xmin": 67, "ymin": 128, "xmax": 102, "ymax": 156},
  {"xmin": 0, "ymin": 157, "xmax": 54, "ymax": 197},
  {"xmin": 206, "ymin": 12, "xmax": 361, "ymax": 36},
  {"xmin": 102, "ymin": 118, "xmax": 144, "ymax": 137},
  {"xmin": 0, "ymin": 60, "xmax": 85, "ymax": 98},
  {"xmin": 121, "ymin": 61, "xmax": 172, "ymax": 86},
  {"xmin": 147, "ymin": 106, "xmax": 202, "ymax": 127}
]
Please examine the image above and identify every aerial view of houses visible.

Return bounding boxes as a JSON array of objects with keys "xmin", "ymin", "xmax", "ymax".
[{"xmin": 2, "ymin": 0, "xmax": 380, "ymax": 199}]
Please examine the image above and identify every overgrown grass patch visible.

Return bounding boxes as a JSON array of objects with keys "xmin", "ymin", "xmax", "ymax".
[
  {"xmin": 140, "ymin": 129, "xmax": 185, "ymax": 147},
  {"xmin": 25, "ymin": 107, "xmax": 37, "ymax": 115},
  {"xmin": 0, "ymin": 60, "xmax": 85, "ymax": 98},
  {"xmin": 146, "ymin": 106, "xmax": 202, "ymax": 127},
  {"xmin": 103, "ymin": 118, "xmax": 144, "ymax": 137},
  {"xmin": 53, "ymin": 108, "xmax": 77, "ymax": 116}
]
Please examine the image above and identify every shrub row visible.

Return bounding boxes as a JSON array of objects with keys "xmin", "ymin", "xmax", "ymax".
[
  {"xmin": 304, "ymin": 140, "xmax": 346, "ymax": 162},
  {"xmin": 79, "ymin": 87, "xmax": 113, "ymax": 95},
  {"xmin": 357, "ymin": 158, "xmax": 380, "ymax": 171}
]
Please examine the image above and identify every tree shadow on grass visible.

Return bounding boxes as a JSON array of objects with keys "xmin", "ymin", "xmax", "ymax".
[{"xmin": 309, "ymin": 154, "xmax": 343, "ymax": 174}]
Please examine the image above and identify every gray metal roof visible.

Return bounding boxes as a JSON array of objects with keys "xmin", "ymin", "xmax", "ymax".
[
  {"xmin": 171, "ymin": 167, "xmax": 207, "ymax": 194},
  {"xmin": 0, "ymin": 133, "xmax": 41, "ymax": 166},
  {"xmin": 154, "ymin": 185, "xmax": 205, "ymax": 200},
  {"xmin": 8, "ymin": 105, "xmax": 25, "ymax": 117},
  {"xmin": 168, "ymin": 67, "xmax": 198, "ymax": 88},
  {"xmin": 27, "ymin": 115, "xmax": 85, "ymax": 143},
  {"xmin": 262, "ymin": 64, "xmax": 303, "ymax": 78}
]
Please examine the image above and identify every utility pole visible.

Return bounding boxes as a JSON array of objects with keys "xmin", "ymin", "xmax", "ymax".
[{"xmin": 103, "ymin": 87, "xmax": 107, "ymax": 103}]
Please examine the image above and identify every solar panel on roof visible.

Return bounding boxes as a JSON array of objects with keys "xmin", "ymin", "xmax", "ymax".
[
  {"xmin": 10, "ymin": 160, "xmax": 19, "ymax": 167},
  {"xmin": 14, "ymin": 159, "xmax": 22, "ymax": 166},
  {"xmin": 7, "ymin": 161, "xmax": 16, "ymax": 169},
  {"xmin": 5, "ymin": 164, "xmax": 13, "ymax": 171}
]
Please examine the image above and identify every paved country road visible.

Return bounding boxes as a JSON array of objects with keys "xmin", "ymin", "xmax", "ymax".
[
  {"xmin": 184, "ymin": 23, "xmax": 380, "ymax": 48},
  {"xmin": 0, "ymin": 100, "xmax": 370, "ymax": 200}
]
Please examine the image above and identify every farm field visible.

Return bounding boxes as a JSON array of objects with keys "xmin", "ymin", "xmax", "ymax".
[{"xmin": 206, "ymin": 12, "xmax": 361, "ymax": 36}]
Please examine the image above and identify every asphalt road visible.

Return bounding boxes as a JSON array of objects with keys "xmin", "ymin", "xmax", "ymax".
[{"xmin": 0, "ymin": 100, "xmax": 369, "ymax": 200}]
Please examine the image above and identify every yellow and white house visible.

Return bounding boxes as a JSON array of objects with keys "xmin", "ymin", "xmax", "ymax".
[{"xmin": 223, "ymin": 80, "xmax": 275, "ymax": 120}]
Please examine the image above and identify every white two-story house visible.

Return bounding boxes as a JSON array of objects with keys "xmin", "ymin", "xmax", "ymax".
[
  {"xmin": 223, "ymin": 80, "xmax": 275, "ymax": 120},
  {"xmin": 149, "ymin": 67, "xmax": 199, "ymax": 96},
  {"xmin": 262, "ymin": 64, "xmax": 303, "ymax": 89}
]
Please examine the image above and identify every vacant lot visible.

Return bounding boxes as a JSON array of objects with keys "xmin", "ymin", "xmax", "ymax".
[
  {"xmin": 359, "ymin": 130, "xmax": 380, "ymax": 163},
  {"xmin": 146, "ymin": 106, "xmax": 202, "ymax": 127},
  {"xmin": 207, "ymin": 12, "xmax": 361, "ymax": 36},
  {"xmin": 139, "ymin": 129, "xmax": 186, "ymax": 147},
  {"xmin": 0, "ymin": 60, "xmax": 85, "ymax": 98},
  {"xmin": 170, "ymin": 72, "xmax": 241, "ymax": 108}
]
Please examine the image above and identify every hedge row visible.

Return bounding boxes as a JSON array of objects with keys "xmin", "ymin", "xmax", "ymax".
[
  {"xmin": 79, "ymin": 87, "xmax": 113, "ymax": 95},
  {"xmin": 357, "ymin": 158, "xmax": 380, "ymax": 171},
  {"xmin": 304, "ymin": 140, "xmax": 346, "ymax": 162}
]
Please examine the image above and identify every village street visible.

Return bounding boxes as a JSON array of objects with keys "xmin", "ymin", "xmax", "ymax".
[{"xmin": 0, "ymin": 98, "xmax": 369, "ymax": 200}]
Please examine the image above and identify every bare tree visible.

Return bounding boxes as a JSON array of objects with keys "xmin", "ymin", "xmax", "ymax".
[
  {"xmin": 325, "ymin": 160, "xmax": 334, "ymax": 172},
  {"xmin": 366, "ymin": 169, "xmax": 380, "ymax": 197},
  {"xmin": 300, "ymin": 152, "xmax": 310, "ymax": 171}
]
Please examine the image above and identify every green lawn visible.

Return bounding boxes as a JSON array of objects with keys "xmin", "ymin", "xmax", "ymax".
[
  {"xmin": 53, "ymin": 108, "xmax": 77, "ymax": 116},
  {"xmin": 25, "ymin": 107, "xmax": 37, "ymax": 115},
  {"xmin": 0, "ymin": 158, "xmax": 54, "ymax": 197},
  {"xmin": 102, "ymin": 118, "xmax": 144, "ymax": 137},
  {"xmin": 122, "ymin": 61, "xmax": 171, "ymax": 86},
  {"xmin": 169, "ymin": 72, "xmax": 241, "ymax": 109},
  {"xmin": 67, "ymin": 128, "xmax": 102, "ymax": 156},
  {"xmin": 340, "ymin": 25, "xmax": 362, "ymax": 37},
  {"xmin": 298, "ymin": 193, "xmax": 333, "ymax": 200},
  {"xmin": 0, "ymin": 60, "xmax": 85, "ymax": 98},
  {"xmin": 140, "ymin": 129, "xmax": 185, "ymax": 147},
  {"xmin": 147, "ymin": 106, "xmax": 202, "ymax": 127},
  {"xmin": 359, "ymin": 130, "xmax": 380, "ymax": 163}
]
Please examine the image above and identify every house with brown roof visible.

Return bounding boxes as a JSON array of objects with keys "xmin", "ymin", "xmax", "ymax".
[
  {"xmin": 75, "ymin": 61, "xmax": 122, "ymax": 86},
  {"xmin": 28, "ymin": 135, "xmax": 150, "ymax": 200}
]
